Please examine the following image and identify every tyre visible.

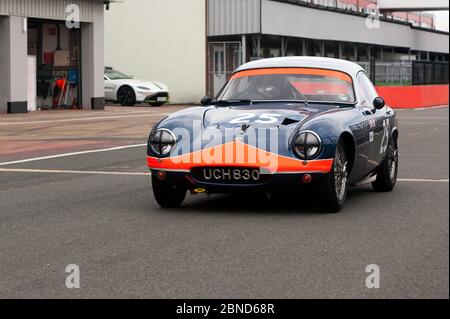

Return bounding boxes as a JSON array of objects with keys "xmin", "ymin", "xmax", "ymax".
[
  {"xmin": 117, "ymin": 86, "xmax": 136, "ymax": 106},
  {"xmin": 318, "ymin": 141, "xmax": 349, "ymax": 213},
  {"xmin": 372, "ymin": 136, "xmax": 398, "ymax": 192},
  {"xmin": 152, "ymin": 175, "xmax": 187, "ymax": 208}
]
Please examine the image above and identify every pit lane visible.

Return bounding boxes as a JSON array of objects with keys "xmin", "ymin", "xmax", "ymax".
[{"xmin": 0, "ymin": 105, "xmax": 448, "ymax": 298}]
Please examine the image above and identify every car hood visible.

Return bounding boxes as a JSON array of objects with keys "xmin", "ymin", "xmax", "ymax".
[
  {"xmin": 154, "ymin": 103, "xmax": 347, "ymax": 158},
  {"xmin": 202, "ymin": 104, "xmax": 339, "ymax": 129}
]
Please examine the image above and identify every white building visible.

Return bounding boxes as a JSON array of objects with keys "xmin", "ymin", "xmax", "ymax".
[
  {"xmin": 0, "ymin": 0, "xmax": 106, "ymax": 114},
  {"xmin": 104, "ymin": 0, "xmax": 207, "ymax": 104}
]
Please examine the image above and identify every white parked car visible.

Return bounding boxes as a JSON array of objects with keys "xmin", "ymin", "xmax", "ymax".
[{"xmin": 104, "ymin": 67, "xmax": 170, "ymax": 106}]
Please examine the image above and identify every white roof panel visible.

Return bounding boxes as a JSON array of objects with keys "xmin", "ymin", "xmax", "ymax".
[{"xmin": 236, "ymin": 57, "xmax": 365, "ymax": 78}]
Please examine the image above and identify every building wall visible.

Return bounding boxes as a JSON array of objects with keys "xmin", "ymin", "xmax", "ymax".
[
  {"xmin": 104, "ymin": 0, "xmax": 207, "ymax": 104},
  {"xmin": 261, "ymin": 0, "xmax": 449, "ymax": 53},
  {"xmin": 0, "ymin": 15, "xmax": 10, "ymax": 113},
  {"xmin": 0, "ymin": 0, "xmax": 99, "ymax": 22},
  {"xmin": 207, "ymin": 0, "xmax": 261, "ymax": 36},
  {"xmin": 0, "ymin": 0, "xmax": 105, "ymax": 113},
  {"xmin": 0, "ymin": 15, "xmax": 28, "ymax": 113},
  {"xmin": 81, "ymin": 2, "xmax": 104, "ymax": 110}
]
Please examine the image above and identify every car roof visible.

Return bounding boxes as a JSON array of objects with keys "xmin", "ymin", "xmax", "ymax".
[{"xmin": 235, "ymin": 57, "xmax": 365, "ymax": 79}]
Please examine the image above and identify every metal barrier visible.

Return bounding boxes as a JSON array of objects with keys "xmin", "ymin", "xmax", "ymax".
[
  {"xmin": 412, "ymin": 61, "xmax": 449, "ymax": 85},
  {"xmin": 358, "ymin": 61, "xmax": 449, "ymax": 86},
  {"xmin": 375, "ymin": 62, "xmax": 413, "ymax": 86},
  {"xmin": 358, "ymin": 61, "xmax": 412, "ymax": 85}
]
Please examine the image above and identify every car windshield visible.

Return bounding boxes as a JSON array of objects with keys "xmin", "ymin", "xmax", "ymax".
[
  {"xmin": 105, "ymin": 69, "xmax": 132, "ymax": 80},
  {"xmin": 218, "ymin": 68, "xmax": 356, "ymax": 104}
]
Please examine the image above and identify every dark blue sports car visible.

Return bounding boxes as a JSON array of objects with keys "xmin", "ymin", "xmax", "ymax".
[{"xmin": 147, "ymin": 57, "xmax": 399, "ymax": 212}]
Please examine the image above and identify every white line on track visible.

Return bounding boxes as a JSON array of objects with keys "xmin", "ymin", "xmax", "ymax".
[
  {"xmin": 0, "ymin": 168, "xmax": 448, "ymax": 183},
  {"xmin": 0, "ymin": 113, "xmax": 170, "ymax": 125},
  {"xmin": 0, "ymin": 110, "xmax": 158, "ymax": 121},
  {"xmin": 397, "ymin": 178, "xmax": 449, "ymax": 183},
  {"xmin": 0, "ymin": 168, "xmax": 150, "ymax": 176},
  {"xmin": 414, "ymin": 105, "xmax": 449, "ymax": 111},
  {"xmin": 0, "ymin": 144, "xmax": 146, "ymax": 167}
]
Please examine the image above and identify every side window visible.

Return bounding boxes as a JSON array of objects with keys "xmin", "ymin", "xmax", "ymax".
[{"xmin": 357, "ymin": 73, "xmax": 378, "ymax": 107}]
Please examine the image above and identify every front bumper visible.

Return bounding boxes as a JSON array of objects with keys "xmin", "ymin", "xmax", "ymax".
[
  {"xmin": 139, "ymin": 91, "xmax": 169, "ymax": 104},
  {"xmin": 147, "ymin": 152, "xmax": 333, "ymax": 193},
  {"xmin": 149, "ymin": 169, "xmax": 328, "ymax": 193}
]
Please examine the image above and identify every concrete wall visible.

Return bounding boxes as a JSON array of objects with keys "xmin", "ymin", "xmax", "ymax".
[
  {"xmin": 377, "ymin": 84, "xmax": 449, "ymax": 108},
  {"xmin": 261, "ymin": 0, "xmax": 449, "ymax": 54},
  {"xmin": 81, "ymin": 3, "xmax": 104, "ymax": 110},
  {"xmin": 104, "ymin": 0, "xmax": 207, "ymax": 104},
  {"xmin": 0, "ymin": 16, "xmax": 8, "ymax": 113},
  {"xmin": 0, "ymin": 15, "xmax": 28, "ymax": 113}
]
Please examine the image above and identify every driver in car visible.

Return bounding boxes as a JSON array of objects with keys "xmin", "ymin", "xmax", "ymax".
[{"xmin": 248, "ymin": 75, "xmax": 299, "ymax": 100}]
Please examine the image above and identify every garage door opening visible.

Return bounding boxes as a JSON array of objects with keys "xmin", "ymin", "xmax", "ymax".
[{"xmin": 27, "ymin": 19, "xmax": 82, "ymax": 111}]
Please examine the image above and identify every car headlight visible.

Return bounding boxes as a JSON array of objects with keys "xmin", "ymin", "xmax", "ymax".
[
  {"xmin": 293, "ymin": 131, "xmax": 322, "ymax": 160},
  {"xmin": 137, "ymin": 86, "xmax": 152, "ymax": 91},
  {"xmin": 149, "ymin": 129, "xmax": 177, "ymax": 157}
]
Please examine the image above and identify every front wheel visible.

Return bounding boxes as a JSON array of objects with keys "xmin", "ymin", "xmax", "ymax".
[
  {"xmin": 372, "ymin": 137, "xmax": 398, "ymax": 192},
  {"xmin": 318, "ymin": 142, "xmax": 349, "ymax": 213},
  {"xmin": 152, "ymin": 176, "xmax": 187, "ymax": 208},
  {"xmin": 117, "ymin": 86, "xmax": 136, "ymax": 106}
]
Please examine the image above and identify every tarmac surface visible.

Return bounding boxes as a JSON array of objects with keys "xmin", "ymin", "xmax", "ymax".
[{"xmin": 0, "ymin": 105, "xmax": 448, "ymax": 298}]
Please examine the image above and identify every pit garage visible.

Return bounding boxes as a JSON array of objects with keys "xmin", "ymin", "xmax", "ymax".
[
  {"xmin": 27, "ymin": 19, "xmax": 82, "ymax": 111},
  {"xmin": 0, "ymin": 0, "xmax": 106, "ymax": 114}
]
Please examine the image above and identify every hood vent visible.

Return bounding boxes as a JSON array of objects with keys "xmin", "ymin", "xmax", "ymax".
[{"xmin": 282, "ymin": 118, "xmax": 300, "ymax": 126}]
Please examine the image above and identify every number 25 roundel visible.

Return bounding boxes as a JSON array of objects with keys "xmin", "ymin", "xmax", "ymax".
[{"xmin": 229, "ymin": 113, "xmax": 282, "ymax": 124}]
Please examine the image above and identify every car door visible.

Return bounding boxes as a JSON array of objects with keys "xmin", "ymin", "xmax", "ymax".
[
  {"xmin": 356, "ymin": 72, "xmax": 386, "ymax": 171},
  {"xmin": 104, "ymin": 75, "xmax": 116, "ymax": 101}
]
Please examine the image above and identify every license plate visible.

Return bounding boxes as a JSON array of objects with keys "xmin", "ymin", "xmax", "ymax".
[
  {"xmin": 203, "ymin": 168, "xmax": 260, "ymax": 182},
  {"xmin": 157, "ymin": 97, "xmax": 167, "ymax": 102}
]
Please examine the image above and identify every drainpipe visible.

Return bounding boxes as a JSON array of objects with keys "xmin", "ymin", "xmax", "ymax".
[{"xmin": 241, "ymin": 35, "xmax": 247, "ymax": 64}]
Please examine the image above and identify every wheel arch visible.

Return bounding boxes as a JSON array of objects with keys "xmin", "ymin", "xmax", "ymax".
[
  {"xmin": 116, "ymin": 84, "xmax": 136, "ymax": 101},
  {"xmin": 391, "ymin": 127, "xmax": 399, "ymax": 145},
  {"xmin": 339, "ymin": 131, "xmax": 356, "ymax": 174}
]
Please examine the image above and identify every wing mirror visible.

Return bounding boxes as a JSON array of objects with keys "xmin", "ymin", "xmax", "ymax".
[
  {"xmin": 201, "ymin": 96, "xmax": 213, "ymax": 106},
  {"xmin": 373, "ymin": 97, "xmax": 385, "ymax": 110}
]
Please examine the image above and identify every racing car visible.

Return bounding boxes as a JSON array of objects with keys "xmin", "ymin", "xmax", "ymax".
[
  {"xmin": 104, "ymin": 67, "xmax": 169, "ymax": 106},
  {"xmin": 147, "ymin": 57, "xmax": 399, "ymax": 212}
]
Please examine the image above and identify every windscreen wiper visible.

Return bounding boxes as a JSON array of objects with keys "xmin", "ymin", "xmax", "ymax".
[
  {"xmin": 213, "ymin": 99, "xmax": 253, "ymax": 106},
  {"xmin": 250, "ymin": 100, "xmax": 309, "ymax": 106},
  {"xmin": 306, "ymin": 100, "xmax": 356, "ymax": 108},
  {"xmin": 294, "ymin": 91, "xmax": 310, "ymax": 106}
]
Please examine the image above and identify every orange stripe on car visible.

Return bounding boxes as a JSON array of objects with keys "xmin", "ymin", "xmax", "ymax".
[
  {"xmin": 231, "ymin": 68, "xmax": 353, "ymax": 83},
  {"xmin": 147, "ymin": 141, "xmax": 333, "ymax": 174}
]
